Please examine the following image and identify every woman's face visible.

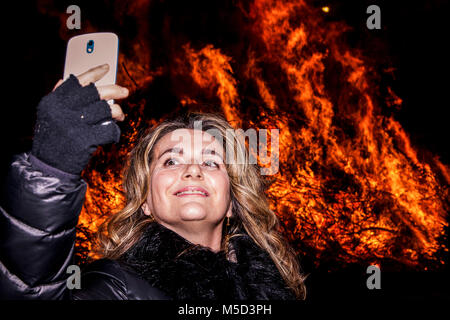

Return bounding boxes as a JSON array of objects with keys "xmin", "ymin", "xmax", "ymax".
[{"xmin": 142, "ymin": 128, "xmax": 232, "ymax": 239}]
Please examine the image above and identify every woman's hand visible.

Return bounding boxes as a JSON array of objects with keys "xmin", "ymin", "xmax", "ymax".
[
  {"xmin": 53, "ymin": 64, "xmax": 129, "ymax": 121},
  {"xmin": 31, "ymin": 64, "xmax": 131, "ymax": 176}
]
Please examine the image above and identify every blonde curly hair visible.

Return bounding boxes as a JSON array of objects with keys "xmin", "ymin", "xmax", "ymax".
[{"xmin": 96, "ymin": 112, "xmax": 307, "ymax": 299}]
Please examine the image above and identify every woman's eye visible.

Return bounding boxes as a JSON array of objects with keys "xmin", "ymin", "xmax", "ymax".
[
  {"xmin": 203, "ymin": 160, "xmax": 219, "ymax": 168},
  {"xmin": 163, "ymin": 158, "xmax": 179, "ymax": 166}
]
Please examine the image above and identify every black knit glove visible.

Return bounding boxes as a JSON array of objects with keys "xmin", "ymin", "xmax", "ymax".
[{"xmin": 31, "ymin": 74, "xmax": 121, "ymax": 176}]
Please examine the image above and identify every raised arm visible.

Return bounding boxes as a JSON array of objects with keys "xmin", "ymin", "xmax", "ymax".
[{"xmin": 0, "ymin": 65, "xmax": 128, "ymax": 299}]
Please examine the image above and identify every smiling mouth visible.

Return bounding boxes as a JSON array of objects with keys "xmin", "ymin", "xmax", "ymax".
[{"xmin": 175, "ymin": 190, "xmax": 208, "ymax": 197}]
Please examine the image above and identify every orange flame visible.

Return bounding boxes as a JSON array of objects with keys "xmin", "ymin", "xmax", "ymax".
[{"xmin": 39, "ymin": 0, "xmax": 448, "ymax": 269}]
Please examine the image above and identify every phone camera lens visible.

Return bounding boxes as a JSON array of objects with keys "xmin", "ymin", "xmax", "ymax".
[{"xmin": 86, "ymin": 40, "xmax": 94, "ymax": 54}]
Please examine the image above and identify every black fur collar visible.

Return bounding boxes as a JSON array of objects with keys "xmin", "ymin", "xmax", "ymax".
[{"xmin": 119, "ymin": 222, "xmax": 296, "ymax": 300}]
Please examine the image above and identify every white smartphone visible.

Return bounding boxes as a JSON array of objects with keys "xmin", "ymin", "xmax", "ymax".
[{"xmin": 63, "ymin": 32, "xmax": 119, "ymax": 103}]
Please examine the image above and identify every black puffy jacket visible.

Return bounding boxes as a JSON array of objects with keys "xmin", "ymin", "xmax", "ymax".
[
  {"xmin": 0, "ymin": 152, "xmax": 169, "ymax": 300},
  {"xmin": 0, "ymin": 153, "xmax": 297, "ymax": 300}
]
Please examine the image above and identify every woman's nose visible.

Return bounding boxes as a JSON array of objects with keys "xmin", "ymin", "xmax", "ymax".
[{"xmin": 182, "ymin": 163, "xmax": 203, "ymax": 179}]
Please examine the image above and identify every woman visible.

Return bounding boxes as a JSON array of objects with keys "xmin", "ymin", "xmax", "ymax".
[{"xmin": 0, "ymin": 65, "xmax": 306, "ymax": 300}]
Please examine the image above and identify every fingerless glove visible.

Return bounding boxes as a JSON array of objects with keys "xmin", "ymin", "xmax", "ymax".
[{"xmin": 31, "ymin": 75, "xmax": 121, "ymax": 176}]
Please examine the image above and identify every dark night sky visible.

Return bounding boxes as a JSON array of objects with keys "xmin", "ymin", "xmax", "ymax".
[{"xmin": 0, "ymin": 0, "xmax": 448, "ymax": 300}]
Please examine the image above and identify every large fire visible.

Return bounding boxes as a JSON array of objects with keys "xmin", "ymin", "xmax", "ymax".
[{"xmin": 40, "ymin": 0, "xmax": 449, "ymax": 270}]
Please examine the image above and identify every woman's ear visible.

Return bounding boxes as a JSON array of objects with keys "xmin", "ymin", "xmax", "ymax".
[{"xmin": 142, "ymin": 202, "xmax": 151, "ymax": 216}]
